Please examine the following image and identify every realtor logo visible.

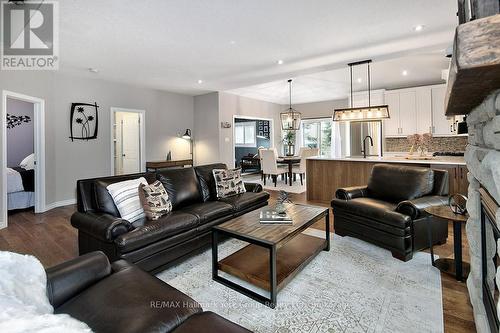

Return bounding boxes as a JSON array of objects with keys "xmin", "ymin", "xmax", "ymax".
[{"xmin": 1, "ymin": 0, "xmax": 59, "ymax": 70}]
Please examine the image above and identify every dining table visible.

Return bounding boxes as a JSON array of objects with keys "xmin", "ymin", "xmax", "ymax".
[{"xmin": 277, "ymin": 156, "xmax": 301, "ymax": 186}]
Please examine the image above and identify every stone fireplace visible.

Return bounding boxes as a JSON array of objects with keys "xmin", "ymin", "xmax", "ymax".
[{"xmin": 465, "ymin": 89, "xmax": 500, "ymax": 333}]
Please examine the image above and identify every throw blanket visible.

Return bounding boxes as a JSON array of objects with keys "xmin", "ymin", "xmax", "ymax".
[
  {"xmin": 0, "ymin": 252, "xmax": 93, "ymax": 333},
  {"xmin": 12, "ymin": 167, "xmax": 35, "ymax": 192},
  {"xmin": 6, "ymin": 168, "xmax": 23, "ymax": 193}
]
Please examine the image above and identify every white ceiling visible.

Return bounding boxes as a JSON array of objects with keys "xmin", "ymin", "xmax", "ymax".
[
  {"xmin": 58, "ymin": 0, "xmax": 458, "ymax": 97},
  {"xmin": 228, "ymin": 51, "xmax": 451, "ymax": 104}
]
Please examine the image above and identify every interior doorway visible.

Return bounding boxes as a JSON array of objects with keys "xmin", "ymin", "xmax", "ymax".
[
  {"xmin": 232, "ymin": 116, "xmax": 274, "ymax": 173},
  {"xmin": 110, "ymin": 108, "xmax": 146, "ymax": 175},
  {"xmin": 1, "ymin": 90, "xmax": 46, "ymax": 229}
]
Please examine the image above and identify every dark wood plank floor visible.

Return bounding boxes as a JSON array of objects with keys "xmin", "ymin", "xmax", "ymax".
[{"xmin": 0, "ymin": 191, "xmax": 476, "ymax": 332}]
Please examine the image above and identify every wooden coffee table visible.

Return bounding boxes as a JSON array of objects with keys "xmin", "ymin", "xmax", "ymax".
[{"xmin": 212, "ymin": 204, "xmax": 329, "ymax": 308}]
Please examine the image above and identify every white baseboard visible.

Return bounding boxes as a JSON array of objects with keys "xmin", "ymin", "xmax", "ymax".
[
  {"xmin": 0, "ymin": 219, "xmax": 6, "ymax": 230},
  {"xmin": 43, "ymin": 198, "xmax": 77, "ymax": 212}
]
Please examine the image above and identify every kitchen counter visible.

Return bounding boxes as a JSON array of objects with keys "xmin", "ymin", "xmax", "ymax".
[
  {"xmin": 306, "ymin": 155, "xmax": 468, "ymax": 202},
  {"xmin": 307, "ymin": 155, "xmax": 466, "ymax": 166}
]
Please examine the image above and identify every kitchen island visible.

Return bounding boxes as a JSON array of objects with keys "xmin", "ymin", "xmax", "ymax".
[{"xmin": 306, "ymin": 155, "xmax": 467, "ymax": 203}]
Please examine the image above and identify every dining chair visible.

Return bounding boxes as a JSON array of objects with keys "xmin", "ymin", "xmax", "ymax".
[
  {"xmin": 292, "ymin": 148, "xmax": 319, "ymax": 185},
  {"xmin": 261, "ymin": 149, "xmax": 288, "ymax": 186}
]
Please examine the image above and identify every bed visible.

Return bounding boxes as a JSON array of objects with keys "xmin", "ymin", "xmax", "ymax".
[{"xmin": 7, "ymin": 167, "xmax": 35, "ymax": 210}]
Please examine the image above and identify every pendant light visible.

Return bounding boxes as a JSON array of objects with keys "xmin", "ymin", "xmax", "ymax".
[
  {"xmin": 333, "ymin": 60, "xmax": 390, "ymax": 122},
  {"xmin": 280, "ymin": 79, "xmax": 302, "ymax": 130}
]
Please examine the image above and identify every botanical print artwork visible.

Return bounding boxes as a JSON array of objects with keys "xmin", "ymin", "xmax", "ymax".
[
  {"xmin": 69, "ymin": 102, "xmax": 99, "ymax": 141},
  {"xmin": 6, "ymin": 113, "xmax": 31, "ymax": 129}
]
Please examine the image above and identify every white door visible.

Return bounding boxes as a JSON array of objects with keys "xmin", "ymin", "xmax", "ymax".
[
  {"xmin": 399, "ymin": 91, "xmax": 417, "ymax": 136},
  {"xmin": 384, "ymin": 92, "xmax": 400, "ymax": 136},
  {"xmin": 115, "ymin": 112, "xmax": 141, "ymax": 175},
  {"xmin": 415, "ymin": 87, "xmax": 432, "ymax": 134},
  {"xmin": 431, "ymin": 86, "xmax": 453, "ymax": 135}
]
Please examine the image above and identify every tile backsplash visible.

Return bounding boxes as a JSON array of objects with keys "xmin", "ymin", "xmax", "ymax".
[{"xmin": 385, "ymin": 136, "xmax": 468, "ymax": 152}]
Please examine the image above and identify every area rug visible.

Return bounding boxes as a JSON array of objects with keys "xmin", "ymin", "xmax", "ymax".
[
  {"xmin": 157, "ymin": 230, "xmax": 443, "ymax": 333},
  {"xmin": 243, "ymin": 174, "xmax": 306, "ymax": 194}
]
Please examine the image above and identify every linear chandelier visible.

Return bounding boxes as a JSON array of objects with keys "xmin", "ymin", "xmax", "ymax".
[{"xmin": 333, "ymin": 60, "xmax": 390, "ymax": 122}]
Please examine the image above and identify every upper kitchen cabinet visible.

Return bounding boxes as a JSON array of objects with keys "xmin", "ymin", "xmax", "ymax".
[{"xmin": 384, "ymin": 84, "xmax": 459, "ymax": 137}]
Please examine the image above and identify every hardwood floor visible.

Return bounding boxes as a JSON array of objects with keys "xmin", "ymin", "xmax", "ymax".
[{"xmin": 0, "ymin": 192, "xmax": 476, "ymax": 332}]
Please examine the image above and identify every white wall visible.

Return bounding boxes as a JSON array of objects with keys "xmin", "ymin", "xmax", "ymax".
[
  {"xmin": 218, "ymin": 92, "xmax": 282, "ymax": 168},
  {"xmin": 193, "ymin": 92, "xmax": 220, "ymax": 165},
  {"xmin": 294, "ymin": 98, "xmax": 348, "ymax": 119},
  {"xmin": 0, "ymin": 71, "xmax": 193, "ymax": 212}
]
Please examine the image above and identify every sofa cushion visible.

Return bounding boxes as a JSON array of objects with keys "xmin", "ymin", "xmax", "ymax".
[
  {"xmin": 213, "ymin": 168, "xmax": 246, "ymax": 199},
  {"xmin": 367, "ymin": 164, "xmax": 435, "ymax": 202},
  {"xmin": 139, "ymin": 181, "xmax": 172, "ymax": 220},
  {"xmin": 157, "ymin": 168, "xmax": 202, "ymax": 209},
  {"xmin": 220, "ymin": 191, "xmax": 270, "ymax": 212},
  {"xmin": 332, "ymin": 197, "xmax": 411, "ymax": 229},
  {"xmin": 93, "ymin": 173, "xmax": 155, "ymax": 217},
  {"xmin": 115, "ymin": 211, "xmax": 199, "ymax": 253},
  {"xmin": 107, "ymin": 177, "xmax": 148, "ymax": 223},
  {"xmin": 172, "ymin": 311, "xmax": 251, "ymax": 333},
  {"xmin": 194, "ymin": 163, "xmax": 227, "ymax": 201},
  {"xmin": 55, "ymin": 263, "xmax": 202, "ymax": 333},
  {"xmin": 180, "ymin": 201, "xmax": 233, "ymax": 224}
]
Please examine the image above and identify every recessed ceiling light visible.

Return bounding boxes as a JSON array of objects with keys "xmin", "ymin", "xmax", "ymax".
[
  {"xmin": 229, "ymin": 40, "xmax": 236, "ymax": 45},
  {"xmin": 356, "ymin": 78, "xmax": 362, "ymax": 83},
  {"xmin": 402, "ymin": 70, "xmax": 408, "ymax": 76},
  {"xmin": 277, "ymin": 59, "xmax": 284, "ymax": 65},
  {"xmin": 413, "ymin": 25, "xmax": 425, "ymax": 32},
  {"xmin": 197, "ymin": 79, "xmax": 203, "ymax": 84},
  {"xmin": 88, "ymin": 68, "xmax": 99, "ymax": 73}
]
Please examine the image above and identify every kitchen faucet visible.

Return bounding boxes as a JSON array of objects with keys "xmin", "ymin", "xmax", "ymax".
[{"xmin": 362, "ymin": 135, "xmax": 373, "ymax": 158}]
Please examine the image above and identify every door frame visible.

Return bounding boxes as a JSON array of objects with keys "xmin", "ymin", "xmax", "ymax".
[
  {"xmin": 232, "ymin": 115, "xmax": 274, "ymax": 169},
  {"xmin": 1, "ymin": 90, "xmax": 46, "ymax": 229},
  {"xmin": 110, "ymin": 107, "xmax": 146, "ymax": 175}
]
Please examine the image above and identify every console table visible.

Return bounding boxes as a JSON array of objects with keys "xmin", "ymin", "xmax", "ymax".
[{"xmin": 146, "ymin": 159, "xmax": 193, "ymax": 172}]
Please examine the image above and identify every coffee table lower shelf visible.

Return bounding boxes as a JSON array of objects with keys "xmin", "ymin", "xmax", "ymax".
[{"xmin": 213, "ymin": 232, "xmax": 327, "ymax": 307}]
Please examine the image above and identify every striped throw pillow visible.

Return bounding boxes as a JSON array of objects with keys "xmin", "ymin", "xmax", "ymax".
[{"xmin": 106, "ymin": 177, "xmax": 148, "ymax": 222}]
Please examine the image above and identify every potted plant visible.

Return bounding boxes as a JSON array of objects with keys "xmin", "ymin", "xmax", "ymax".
[{"xmin": 283, "ymin": 130, "xmax": 296, "ymax": 156}]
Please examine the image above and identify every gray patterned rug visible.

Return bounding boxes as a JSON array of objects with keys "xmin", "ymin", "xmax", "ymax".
[{"xmin": 157, "ymin": 230, "xmax": 443, "ymax": 333}]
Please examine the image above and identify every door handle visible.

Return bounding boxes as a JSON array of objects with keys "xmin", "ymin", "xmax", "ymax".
[{"xmin": 122, "ymin": 154, "xmax": 126, "ymax": 157}]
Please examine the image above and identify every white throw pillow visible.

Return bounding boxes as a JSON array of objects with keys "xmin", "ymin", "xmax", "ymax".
[
  {"xmin": 106, "ymin": 177, "xmax": 148, "ymax": 222},
  {"xmin": 213, "ymin": 168, "xmax": 246, "ymax": 199},
  {"xmin": 19, "ymin": 153, "xmax": 35, "ymax": 170}
]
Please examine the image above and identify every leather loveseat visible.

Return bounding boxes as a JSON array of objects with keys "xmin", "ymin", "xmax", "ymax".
[
  {"xmin": 71, "ymin": 163, "xmax": 269, "ymax": 273},
  {"xmin": 331, "ymin": 164, "xmax": 449, "ymax": 261},
  {"xmin": 47, "ymin": 251, "xmax": 251, "ymax": 333}
]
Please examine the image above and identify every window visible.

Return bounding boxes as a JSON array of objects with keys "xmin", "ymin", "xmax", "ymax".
[
  {"xmin": 301, "ymin": 118, "xmax": 334, "ymax": 156},
  {"xmin": 235, "ymin": 121, "xmax": 256, "ymax": 147}
]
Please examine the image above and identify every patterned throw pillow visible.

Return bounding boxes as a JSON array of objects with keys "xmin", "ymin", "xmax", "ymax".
[
  {"xmin": 139, "ymin": 181, "xmax": 172, "ymax": 220},
  {"xmin": 213, "ymin": 168, "xmax": 246, "ymax": 199},
  {"xmin": 106, "ymin": 177, "xmax": 148, "ymax": 222}
]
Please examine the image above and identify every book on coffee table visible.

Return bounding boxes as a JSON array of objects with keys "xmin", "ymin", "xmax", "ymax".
[{"xmin": 259, "ymin": 208, "xmax": 293, "ymax": 224}]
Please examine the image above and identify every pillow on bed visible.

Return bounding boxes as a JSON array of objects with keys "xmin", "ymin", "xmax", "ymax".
[{"xmin": 19, "ymin": 154, "xmax": 35, "ymax": 170}]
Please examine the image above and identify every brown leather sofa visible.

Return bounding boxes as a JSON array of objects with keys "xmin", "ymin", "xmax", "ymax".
[
  {"xmin": 47, "ymin": 251, "xmax": 251, "ymax": 333},
  {"xmin": 331, "ymin": 164, "xmax": 449, "ymax": 261},
  {"xmin": 71, "ymin": 163, "xmax": 269, "ymax": 273}
]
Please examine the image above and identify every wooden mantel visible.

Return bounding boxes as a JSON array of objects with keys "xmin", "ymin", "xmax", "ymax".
[{"xmin": 445, "ymin": 14, "xmax": 500, "ymax": 116}]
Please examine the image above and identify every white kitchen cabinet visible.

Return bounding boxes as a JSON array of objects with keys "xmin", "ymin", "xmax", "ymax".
[
  {"xmin": 415, "ymin": 87, "xmax": 432, "ymax": 134},
  {"xmin": 384, "ymin": 92, "xmax": 400, "ymax": 136},
  {"xmin": 399, "ymin": 91, "xmax": 417, "ymax": 136},
  {"xmin": 431, "ymin": 85, "xmax": 455, "ymax": 135}
]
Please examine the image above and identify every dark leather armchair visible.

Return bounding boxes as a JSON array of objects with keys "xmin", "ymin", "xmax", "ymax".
[
  {"xmin": 331, "ymin": 164, "xmax": 449, "ymax": 261},
  {"xmin": 46, "ymin": 251, "xmax": 250, "ymax": 333}
]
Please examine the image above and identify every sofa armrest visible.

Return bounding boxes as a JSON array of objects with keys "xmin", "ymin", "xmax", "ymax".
[
  {"xmin": 396, "ymin": 195, "xmax": 449, "ymax": 220},
  {"xmin": 244, "ymin": 182, "xmax": 263, "ymax": 193},
  {"xmin": 71, "ymin": 211, "xmax": 133, "ymax": 242},
  {"xmin": 335, "ymin": 186, "xmax": 368, "ymax": 200},
  {"xmin": 46, "ymin": 251, "xmax": 111, "ymax": 308}
]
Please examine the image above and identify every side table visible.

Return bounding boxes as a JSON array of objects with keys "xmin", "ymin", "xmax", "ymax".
[{"xmin": 425, "ymin": 205, "xmax": 470, "ymax": 281}]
